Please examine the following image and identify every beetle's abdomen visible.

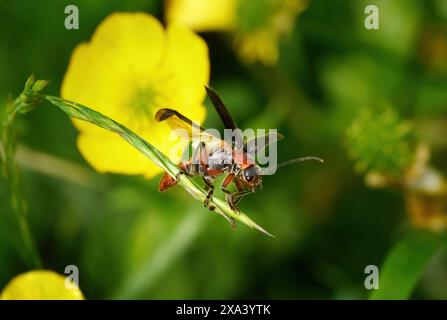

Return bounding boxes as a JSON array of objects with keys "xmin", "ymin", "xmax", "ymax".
[{"xmin": 158, "ymin": 162, "xmax": 188, "ymax": 192}]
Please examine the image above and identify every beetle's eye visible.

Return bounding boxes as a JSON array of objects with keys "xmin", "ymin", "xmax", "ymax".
[{"xmin": 244, "ymin": 166, "xmax": 257, "ymax": 181}]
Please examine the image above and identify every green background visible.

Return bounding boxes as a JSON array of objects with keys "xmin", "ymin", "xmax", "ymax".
[{"xmin": 1, "ymin": 0, "xmax": 447, "ymax": 299}]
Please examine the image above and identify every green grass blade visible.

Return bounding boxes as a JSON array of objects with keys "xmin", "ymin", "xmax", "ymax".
[
  {"xmin": 42, "ymin": 95, "xmax": 274, "ymax": 237},
  {"xmin": 370, "ymin": 229, "xmax": 446, "ymax": 300},
  {"xmin": 0, "ymin": 76, "xmax": 44, "ymax": 268}
]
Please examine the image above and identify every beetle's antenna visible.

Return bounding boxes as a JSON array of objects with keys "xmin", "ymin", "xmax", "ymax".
[
  {"xmin": 277, "ymin": 156, "xmax": 324, "ymax": 169},
  {"xmin": 258, "ymin": 156, "xmax": 323, "ymax": 175}
]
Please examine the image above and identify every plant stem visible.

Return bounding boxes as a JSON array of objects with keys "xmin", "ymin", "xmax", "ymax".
[{"xmin": 1, "ymin": 95, "xmax": 42, "ymax": 268}]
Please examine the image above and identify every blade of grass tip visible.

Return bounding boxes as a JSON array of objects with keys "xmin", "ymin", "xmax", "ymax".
[
  {"xmin": 176, "ymin": 173, "xmax": 275, "ymax": 237},
  {"xmin": 370, "ymin": 229, "xmax": 446, "ymax": 300},
  {"xmin": 42, "ymin": 95, "xmax": 274, "ymax": 237}
]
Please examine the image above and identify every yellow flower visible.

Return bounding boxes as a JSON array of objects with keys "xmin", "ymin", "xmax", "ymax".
[
  {"xmin": 166, "ymin": 0, "xmax": 308, "ymax": 65},
  {"xmin": 62, "ymin": 12, "xmax": 209, "ymax": 178},
  {"xmin": 165, "ymin": 0, "xmax": 238, "ymax": 31},
  {"xmin": 0, "ymin": 270, "xmax": 84, "ymax": 300}
]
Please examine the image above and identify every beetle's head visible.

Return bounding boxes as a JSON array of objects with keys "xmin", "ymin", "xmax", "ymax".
[{"xmin": 240, "ymin": 164, "xmax": 262, "ymax": 190}]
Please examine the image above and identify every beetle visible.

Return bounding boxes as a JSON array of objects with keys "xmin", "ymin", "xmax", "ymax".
[{"xmin": 155, "ymin": 86, "xmax": 322, "ymax": 212}]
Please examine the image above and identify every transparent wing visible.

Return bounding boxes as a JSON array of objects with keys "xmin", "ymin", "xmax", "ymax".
[
  {"xmin": 155, "ymin": 108, "xmax": 229, "ymax": 152},
  {"xmin": 243, "ymin": 132, "xmax": 284, "ymax": 155}
]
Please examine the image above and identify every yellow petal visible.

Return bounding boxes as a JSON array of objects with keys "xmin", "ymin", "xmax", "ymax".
[
  {"xmin": 74, "ymin": 23, "xmax": 209, "ymax": 178},
  {"xmin": 136, "ymin": 24, "xmax": 209, "ymax": 173},
  {"xmin": 158, "ymin": 24, "xmax": 210, "ymax": 109},
  {"xmin": 61, "ymin": 12, "xmax": 165, "ymax": 133},
  {"xmin": 0, "ymin": 270, "xmax": 84, "ymax": 300},
  {"xmin": 166, "ymin": 0, "xmax": 237, "ymax": 31},
  {"xmin": 76, "ymin": 127, "xmax": 160, "ymax": 178}
]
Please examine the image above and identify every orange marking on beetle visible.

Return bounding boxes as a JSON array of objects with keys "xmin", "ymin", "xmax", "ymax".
[{"xmin": 158, "ymin": 162, "xmax": 187, "ymax": 192}]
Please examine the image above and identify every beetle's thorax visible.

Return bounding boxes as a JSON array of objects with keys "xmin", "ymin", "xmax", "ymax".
[{"xmin": 205, "ymin": 148, "xmax": 254, "ymax": 173}]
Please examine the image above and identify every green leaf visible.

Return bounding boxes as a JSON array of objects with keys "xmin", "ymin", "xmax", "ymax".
[
  {"xmin": 370, "ymin": 229, "xmax": 446, "ymax": 300},
  {"xmin": 41, "ymin": 95, "xmax": 275, "ymax": 238}
]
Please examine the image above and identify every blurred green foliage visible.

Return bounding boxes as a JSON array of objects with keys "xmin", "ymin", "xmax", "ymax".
[
  {"xmin": 237, "ymin": 0, "xmax": 274, "ymax": 34},
  {"xmin": 371, "ymin": 230, "xmax": 447, "ymax": 300},
  {"xmin": 1, "ymin": 0, "xmax": 447, "ymax": 299},
  {"xmin": 346, "ymin": 107, "xmax": 413, "ymax": 175}
]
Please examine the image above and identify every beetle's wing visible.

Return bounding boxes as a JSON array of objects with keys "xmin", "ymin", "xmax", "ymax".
[
  {"xmin": 243, "ymin": 132, "xmax": 284, "ymax": 155},
  {"xmin": 155, "ymin": 108, "xmax": 229, "ymax": 152},
  {"xmin": 155, "ymin": 108, "xmax": 204, "ymax": 134},
  {"xmin": 205, "ymin": 86, "xmax": 245, "ymax": 150},
  {"xmin": 205, "ymin": 86, "xmax": 238, "ymax": 130}
]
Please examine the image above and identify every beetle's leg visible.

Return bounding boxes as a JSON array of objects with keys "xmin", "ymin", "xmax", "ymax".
[
  {"xmin": 221, "ymin": 173, "xmax": 234, "ymax": 195},
  {"xmin": 189, "ymin": 141, "xmax": 208, "ymax": 176},
  {"xmin": 191, "ymin": 142, "xmax": 216, "ymax": 210},
  {"xmin": 220, "ymin": 173, "xmax": 241, "ymax": 213},
  {"xmin": 173, "ymin": 141, "xmax": 206, "ymax": 181},
  {"xmin": 218, "ymin": 174, "xmax": 238, "ymax": 227},
  {"xmin": 231, "ymin": 189, "xmax": 253, "ymax": 206},
  {"xmin": 231, "ymin": 179, "xmax": 252, "ymax": 206},
  {"xmin": 202, "ymin": 174, "xmax": 215, "ymax": 210},
  {"xmin": 172, "ymin": 161, "xmax": 189, "ymax": 181}
]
